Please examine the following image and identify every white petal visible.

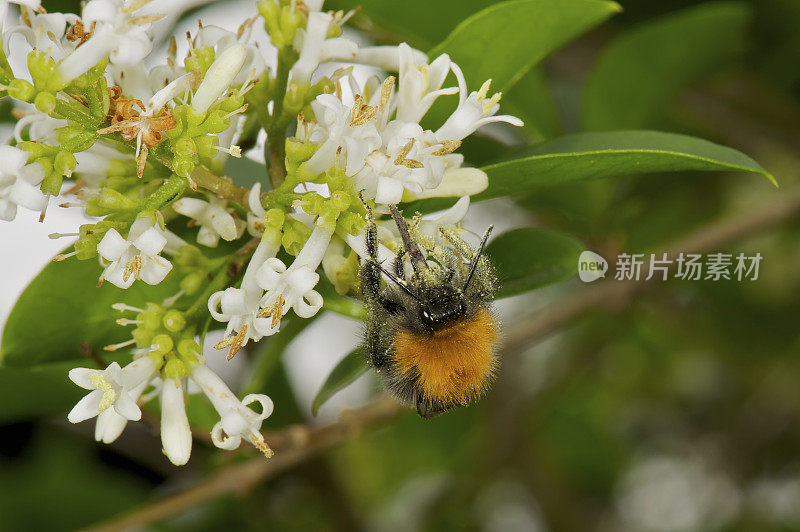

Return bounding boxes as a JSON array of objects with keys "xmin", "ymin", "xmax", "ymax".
[
  {"xmin": 139, "ymin": 256, "xmax": 172, "ymax": 285},
  {"xmin": 68, "ymin": 389, "xmax": 104, "ymax": 423},
  {"xmin": 211, "ymin": 421, "xmax": 241, "ymax": 450},
  {"xmin": 242, "ymin": 394, "xmax": 274, "ymax": 420},
  {"xmin": 95, "ymin": 407, "xmax": 129, "ymax": 443},
  {"xmin": 133, "ymin": 226, "xmax": 167, "ymax": 256},
  {"xmin": 293, "ymin": 289, "xmax": 323, "ymax": 318},
  {"xmin": 113, "ymin": 391, "xmax": 142, "ymax": 421},
  {"xmin": 69, "ymin": 367, "xmax": 98, "ymax": 390},
  {"xmin": 172, "ymin": 197, "xmax": 208, "ymax": 219},
  {"xmin": 97, "ymin": 230, "xmax": 129, "ymax": 261}
]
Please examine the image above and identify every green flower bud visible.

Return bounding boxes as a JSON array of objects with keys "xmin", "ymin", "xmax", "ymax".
[
  {"xmin": 194, "ymin": 135, "xmax": 216, "ymax": 159},
  {"xmin": 163, "ymin": 356, "xmax": 186, "ymax": 380},
  {"xmin": 40, "ymin": 171, "xmax": 63, "ymax": 197},
  {"xmin": 27, "ymin": 51, "xmax": 57, "ymax": 90},
  {"xmin": 185, "ymin": 46, "xmax": 216, "ymax": 75},
  {"xmin": 173, "ymin": 137, "xmax": 197, "ymax": 157},
  {"xmin": 7, "ymin": 79, "xmax": 35, "ymax": 101},
  {"xmin": 152, "ymin": 333, "xmax": 174, "ymax": 355},
  {"xmin": 177, "ymin": 338, "xmax": 201, "ymax": 359},
  {"xmin": 282, "ymin": 218, "xmax": 312, "ymax": 256},
  {"xmin": 56, "ymin": 126, "xmax": 98, "ymax": 152},
  {"xmin": 180, "ymin": 272, "xmax": 204, "ymax": 295},
  {"xmin": 54, "ymin": 151, "xmax": 78, "ymax": 178},
  {"xmin": 34, "ymin": 92, "xmax": 56, "ymax": 114},
  {"xmin": 85, "ymin": 188, "xmax": 139, "ymax": 216},
  {"xmin": 172, "ymin": 156, "xmax": 195, "ymax": 179},
  {"xmin": 163, "ymin": 310, "xmax": 186, "ymax": 332}
]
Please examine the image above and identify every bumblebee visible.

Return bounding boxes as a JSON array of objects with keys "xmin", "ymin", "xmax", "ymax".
[{"xmin": 360, "ymin": 202, "xmax": 499, "ymax": 418}]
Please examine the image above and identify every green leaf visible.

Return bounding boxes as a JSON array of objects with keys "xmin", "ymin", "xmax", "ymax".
[
  {"xmin": 487, "ymin": 228, "xmax": 586, "ymax": 297},
  {"xmin": 0, "ymin": 361, "xmax": 83, "ymax": 423},
  {"xmin": 1, "ymin": 256, "xmax": 180, "ymax": 367},
  {"xmin": 430, "ymin": 0, "xmax": 622, "ymax": 95},
  {"xmin": 405, "ymin": 130, "xmax": 775, "ymax": 213},
  {"xmin": 326, "ymin": 0, "xmax": 495, "ymax": 49},
  {"xmin": 583, "ymin": 1, "xmax": 750, "ymax": 130},
  {"xmin": 503, "ymin": 68, "xmax": 561, "ymax": 141},
  {"xmin": 311, "ymin": 348, "xmax": 369, "ymax": 416}
]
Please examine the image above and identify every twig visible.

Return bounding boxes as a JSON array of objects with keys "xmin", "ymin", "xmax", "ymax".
[{"xmin": 80, "ymin": 398, "xmax": 403, "ymax": 532}]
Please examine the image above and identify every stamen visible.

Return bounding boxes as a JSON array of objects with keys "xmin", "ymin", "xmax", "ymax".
[
  {"xmin": 257, "ymin": 294, "xmax": 286, "ymax": 329},
  {"xmin": 116, "ymin": 318, "xmax": 142, "ymax": 326},
  {"xmin": 380, "ymin": 76, "xmax": 395, "ymax": 112},
  {"xmin": 121, "ymin": 0, "xmax": 154, "ymax": 14},
  {"xmin": 394, "ymin": 139, "xmax": 415, "ymax": 165},
  {"xmin": 162, "ymin": 290, "xmax": 185, "ymax": 307},
  {"xmin": 431, "ymin": 140, "xmax": 462, "ymax": 156},
  {"xmin": 249, "ymin": 431, "xmax": 274, "ymax": 458},
  {"xmin": 53, "ymin": 251, "xmax": 78, "ymax": 261},
  {"xmin": 214, "ymin": 325, "xmax": 249, "ymax": 360},
  {"xmin": 58, "ymin": 202, "xmax": 83, "ymax": 208},
  {"xmin": 104, "ymin": 339, "xmax": 136, "ymax": 351},
  {"xmin": 112, "ymin": 303, "xmax": 145, "ymax": 313},
  {"xmin": 215, "ymin": 145, "xmax": 242, "ymax": 157},
  {"xmin": 89, "ymin": 373, "xmax": 117, "ymax": 411},
  {"xmin": 48, "ymin": 232, "xmax": 80, "ymax": 239},
  {"xmin": 126, "ymin": 14, "xmax": 165, "ymax": 26},
  {"xmin": 223, "ymin": 105, "xmax": 248, "ymax": 120},
  {"xmin": 38, "ymin": 196, "xmax": 51, "ymax": 222}
]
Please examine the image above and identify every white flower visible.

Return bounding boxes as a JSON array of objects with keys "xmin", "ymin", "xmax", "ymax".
[
  {"xmin": 3, "ymin": 8, "xmax": 77, "ymax": 58},
  {"xmin": 194, "ymin": 23, "xmax": 266, "ymax": 86},
  {"xmin": 305, "ymin": 93, "xmax": 382, "ymax": 176},
  {"xmin": 208, "ymin": 234, "xmax": 282, "ymax": 353},
  {"xmin": 352, "ymin": 44, "xmax": 428, "ymax": 73},
  {"xmin": 97, "ymin": 217, "xmax": 173, "ymax": 289},
  {"xmin": 191, "ymin": 44, "xmax": 247, "ymax": 115},
  {"xmin": 436, "ymin": 77, "xmax": 524, "ymax": 142},
  {"xmin": 173, "ymin": 195, "xmax": 245, "ymax": 247},
  {"xmin": 13, "ymin": 110, "xmax": 66, "ymax": 144},
  {"xmin": 67, "ymin": 356, "xmax": 157, "ymax": 424},
  {"xmin": 254, "ymin": 224, "xmax": 331, "ymax": 321},
  {"xmin": 396, "ymin": 43, "xmax": 459, "ymax": 124},
  {"xmin": 0, "ymin": 145, "xmax": 47, "ymax": 221},
  {"xmin": 289, "ymin": 11, "xmax": 357, "ymax": 85},
  {"xmin": 190, "ymin": 364, "xmax": 274, "ymax": 457},
  {"xmin": 94, "ymin": 378, "xmax": 149, "ymax": 443},
  {"xmin": 352, "ymin": 122, "xmax": 447, "ymax": 205},
  {"xmin": 55, "ymin": 0, "xmax": 161, "ymax": 84},
  {"xmin": 160, "ymin": 377, "xmax": 192, "ymax": 466}
]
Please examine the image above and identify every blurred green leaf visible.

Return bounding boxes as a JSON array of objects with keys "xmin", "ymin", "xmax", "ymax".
[
  {"xmin": 583, "ymin": 1, "xmax": 750, "ymax": 130},
  {"xmin": 487, "ymin": 228, "xmax": 586, "ymax": 297},
  {"xmin": 327, "ymin": 0, "xmax": 494, "ymax": 49},
  {"xmin": 408, "ymin": 130, "xmax": 775, "ymax": 213},
  {"xmin": 0, "ymin": 361, "xmax": 82, "ymax": 423},
  {"xmin": 430, "ymin": 0, "xmax": 622, "ymax": 94},
  {"xmin": 311, "ymin": 348, "xmax": 368, "ymax": 416},
  {"xmin": 1, "ymin": 256, "xmax": 180, "ymax": 367},
  {"xmin": 503, "ymin": 68, "xmax": 561, "ymax": 141},
  {"xmin": 0, "ymin": 98, "xmax": 13, "ymax": 122},
  {"xmin": 0, "ymin": 426, "xmax": 150, "ymax": 531}
]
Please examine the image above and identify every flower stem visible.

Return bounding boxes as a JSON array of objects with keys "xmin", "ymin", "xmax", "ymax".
[
  {"xmin": 190, "ymin": 166, "xmax": 250, "ymax": 206},
  {"xmin": 266, "ymin": 48, "xmax": 294, "ymax": 189}
]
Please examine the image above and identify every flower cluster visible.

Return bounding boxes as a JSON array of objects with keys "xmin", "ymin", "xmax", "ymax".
[{"xmin": 0, "ymin": 0, "xmax": 521, "ymax": 464}]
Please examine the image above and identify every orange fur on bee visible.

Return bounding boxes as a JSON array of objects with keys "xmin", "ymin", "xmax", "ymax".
[{"xmin": 392, "ymin": 307, "xmax": 499, "ymax": 405}]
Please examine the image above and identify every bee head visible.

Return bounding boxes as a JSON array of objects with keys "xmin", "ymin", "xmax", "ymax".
[{"xmin": 417, "ymin": 285, "xmax": 467, "ymax": 332}]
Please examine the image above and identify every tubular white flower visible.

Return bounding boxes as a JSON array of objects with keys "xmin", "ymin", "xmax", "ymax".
[
  {"xmin": 173, "ymin": 195, "xmax": 245, "ymax": 247},
  {"xmin": 97, "ymin": 217, "xmax": 173, "ymax": 289},
  {"xmin": 160, "ymin": 377, "xmax": 192, "ymax": 466},
  {"xmin": 194, "ymin": 24, "xmax": 266, "ymax": 85},
  {"xmin": 94, "ymin": 378, "xmax": 149, "ymax": 443},
  {"xmin": 353, "ymin": 44, "xmax": 428, "ymax": 73},
  {"xmin": 396, "ymin": 43, "xmax": 459, "ymax": 124},
  {"xmin": 290, "ymin": 11, "xmax": 357, "ymax": 85},
  {"xmin": 436, "ymin": 77, "xmax": 524, "ymax": 142},
  {"xmin": 410, "ymin": 167, "xmax": 489, "ymax": 200},
  {"xmin": 255, "ymin": 224, "xmax": 332, "ymax": 321},
  {"xmin": 55, "ymin": 0, "xmax": 159, "ymax": 85},
  {"xmin": 190, "ymin": 364, "xmax": 274, "ymax": 457},
  {"xmin": 0, "ymin": 145, "xmax": 47, "ymax": 221},
  {"xmin": 191, "ymin": 44, "xmax": 247, "ymax": 115},
  {"xmin": 208, "ymin": 232, "xmax": 282, "ymax": 348},
  {"xmin": 305, "ymin": 93, "xmax": 382, "ymax": 176},
  {"xmin": 67, "ymin": 356, "xmax": 157, "ymax": 424},
  {"xmin": 14, "ymin": 111, "xmax": 66, "ymax": 144}
]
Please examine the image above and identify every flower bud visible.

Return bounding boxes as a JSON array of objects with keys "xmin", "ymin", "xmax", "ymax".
[
  {"xmin": 27, "ymin": 51, "xmax": 57, "ymax": 90},
  {"xmin": 177, "ymin": 338, "xmax": 201, "ymax": 359},
  {"xmin": 57, "ymin": 126, "xmax": 98, "ymax": 152},
  {"xmin": 172, "ymin": 156, "xmax": 195, "ymax": 179},
  {"xmin": 191, "ymin": 45, "xmax": 247, "ymax": 116},
  {"xmin": 163, "ymin": 310, "xmax": 186, "ymax": 332},
  {"xmin": 152, "ymin": 334, "xmax": 174, "ymax": 356},
  {"xmin": 34, "ymin": 92, "xmax": 56, "ymax": 114},
  {"xmin": 85, "ymin": 188, "xmax": 139, "ymax": 216},
  {"xmin": 7, "ymin": 79, "xmax": 34, "ymax": 101},
  {"xmin": 54, "ymin": 151, "xmax": 78, "ymax": 178}
]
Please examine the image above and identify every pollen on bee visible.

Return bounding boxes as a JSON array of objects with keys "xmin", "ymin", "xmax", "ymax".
[{"xmin": 392, "ymin": 307, "xmax": 499, "ymax": 406}]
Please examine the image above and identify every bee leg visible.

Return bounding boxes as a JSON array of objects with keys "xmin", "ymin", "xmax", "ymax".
[
  {"xmin": 415, "ymin": 394, "xmax": 449, "ymax": 419},
  {"xmin": 359, "ymin": 194, "xmax": 387, "ymax": 369},
  {"xmin": 393, "ymin": 250, "xmax": 406, "ymax": 280}
]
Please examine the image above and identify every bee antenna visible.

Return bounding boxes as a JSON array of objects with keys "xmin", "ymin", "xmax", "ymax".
[
  {"xmin": 371, "ymin": 259, "xmax": 421, "ymax": 302},
  {"xmin": 389, "ymin": 204, "xmax": 427, "ymax": 272},
  {"xmin": 463, "ymin": 225, "xmax": 493, "ymax": 292}
]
